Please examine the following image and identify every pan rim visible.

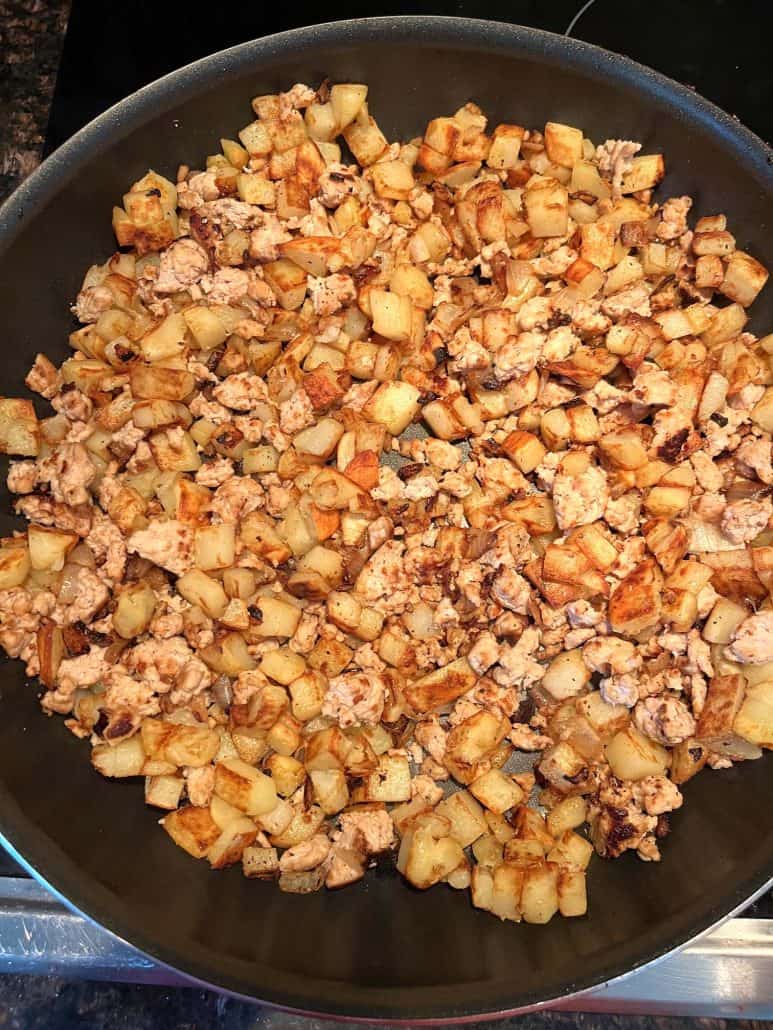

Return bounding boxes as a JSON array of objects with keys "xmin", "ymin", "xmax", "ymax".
[{"xmin": 0, "ymin": 15, "xmax": 772, "ymax": 1019}]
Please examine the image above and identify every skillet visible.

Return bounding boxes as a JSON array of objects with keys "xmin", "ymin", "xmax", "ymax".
[{"xmin": 0, "ymin": 16, "xmax": 771, "ymax": 1021}]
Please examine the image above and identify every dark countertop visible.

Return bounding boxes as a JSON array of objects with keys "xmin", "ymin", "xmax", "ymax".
[
  {"xmin": 0, "ymin": 3, "xmax": 771, "ymax": 1029},
  {"xmin": 0, "ymin": 0, "xmax": 69, "ymax": 203}
]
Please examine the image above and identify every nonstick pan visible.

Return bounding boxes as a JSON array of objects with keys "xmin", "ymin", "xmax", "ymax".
[{"xmin": 0, "ymin": 16, "xmax": 771, "ymax": 1021}]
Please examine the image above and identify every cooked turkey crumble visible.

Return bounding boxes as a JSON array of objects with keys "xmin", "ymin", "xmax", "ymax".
[{"xmin": 0, "ymin": 81, "xmax": 771, "ymax": 923}]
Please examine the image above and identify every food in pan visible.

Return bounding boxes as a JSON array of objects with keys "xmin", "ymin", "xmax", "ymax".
[{"xmin": 1, "ymin": 79, "xmax": 771, "ymax": 925}]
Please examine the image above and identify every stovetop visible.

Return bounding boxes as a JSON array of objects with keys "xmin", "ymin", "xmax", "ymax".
[
  {"xmin": 46, "ymin": 0, "xmax": 772, "ymax": 154},
  {"xmin": 6, "ymin": 0, "xmax": 769, "ymax": 1012}
]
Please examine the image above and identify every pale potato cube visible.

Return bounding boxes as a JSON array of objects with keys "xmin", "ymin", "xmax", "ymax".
[
  {"xmin": 0, "ymin": 542, "xmax": 30, "ymax": 590},
  {"xmin": 194, "ymin": 524, "xmax": 236, "ymax": 571},
  {"xmin": 145, "ymin": 775, "xmax": 184, "ymax": 811},
  {"xmin": 436, "ymin": 790, "xmax": 488, "ymax": 847},
  {"xmin": 330, "ymin": 83, "xmax": 368, "ymax": 131},
  {"xmin": 605, "ymin": 726, "xmax": 669, "ymax": 780},
  {"xmin": 270, "ymin": 805, "xmax": 325, "ymax": 848},
  {"xmin": 469, "ymin": 769, "xmax": 525, "ymax": 814},
  {"xmin": 541, "ymin": 649, "xmax": 591, "ymax": 700},
  {"xmin": 361, "ymin": 380, "xmax": 420, "ymax": 435},
  {"xmin": 265, "ymin": 754, "xmax": 306, "ymax": 797},
  {"xmin": 208, "ymin": 816, "xmax": 258, "ymax": 870},
  {"xmin": 309, "ymin": 768, "xmax": 349, "ymax": 814},
  {"xmin": 113, "ymin": 581, "xmax": 156, "ymax": 639},
  {"xmin": 27, "ymin": 525, "xmax": 77, "ymax": 572},
  {"xmin": 250, "ymin": 596, "xmax": 302, "ymax": 638},
  {"xmin": 183, "ymin": 306, "xmax": 229, "ymax": 350},
  {"xmin": 259, "ymin": 648, "xmax": 306, "ymax": 686},
  {"xmin": 523, "ymin": 179, "xmax": 569, "ymax": 237},
  {"xmin": 92, "ymin": 736, "xmax": 145, "ymax": 779},
  {"xmin": 398, "ymin": 826, "xmax": 465, "ymax": 890},
  {"xmin": 487, "ymin": 125, "xmax": 525, "ymax": 169},
  {"xmin": 214, "ymin": 757, "xmax": 278, "ymax": 816},
  {"xmin": 177, "ymin": 569, "xmax": 228, "ymax": 619},
  {"xmin": 0, "ymin": 398, "xmax": 39, "ymax": 456},
  {"xmin": 546, "ymin": 796, "xmax": 588, "ymax": 838},
  {"xmin": 369, "ymin": 289, "xmax": 413, "ymax": 342},
  {"xmin": 703, "ymin": 598, "xmax": 748, "ymax": 644},
  {"xmin": 558, "ymin": 867, "xmax": 588, "ymax": 917},
  {"xmin": 520, "ymin": 862, "xmax": 559, "ymax": 924}
]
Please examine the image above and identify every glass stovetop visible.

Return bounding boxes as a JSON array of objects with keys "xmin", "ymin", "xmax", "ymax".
[{"xmin": 45, "ymin": 0, "xmax": 771, "ymax": 156}]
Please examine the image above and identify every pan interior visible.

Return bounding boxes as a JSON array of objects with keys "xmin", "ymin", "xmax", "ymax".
[{"xmin": 0, "ymin": 18, "xmax": 771, "ymax": 1020}]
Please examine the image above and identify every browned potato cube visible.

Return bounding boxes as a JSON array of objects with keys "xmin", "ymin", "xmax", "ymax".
[{"xmin": 162, "ymin": 806, "xmax": 221, "ymax": 859}]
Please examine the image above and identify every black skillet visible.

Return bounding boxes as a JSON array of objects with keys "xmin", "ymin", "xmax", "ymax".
[{"xmin": 0, "ymin": 16, "xmax": 771, "ymax": 1021}]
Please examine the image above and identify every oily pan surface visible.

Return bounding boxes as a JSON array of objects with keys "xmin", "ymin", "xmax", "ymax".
[{"xmin": 0, "ymin": 20, "xmax": 772, "ymax": 1019}]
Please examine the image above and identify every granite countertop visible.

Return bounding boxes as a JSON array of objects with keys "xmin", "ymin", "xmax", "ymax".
[{"xmin": 0, "ymin": 4, "xmax": 770, "ymax": 1029}]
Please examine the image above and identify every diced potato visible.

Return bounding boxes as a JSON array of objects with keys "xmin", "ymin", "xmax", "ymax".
[
  {"xmin": 605, "ymin": 725, "xmax": 669, "ymax": 780},
  {"xmin": 361, "ymin": 380, "xmax": 420, "ymax": 435},
  {"xmin": 214, "ymin": 757, "xmax": 278, "ymax": 816},
  {"xmin": 259, "ymin": 648, "xmax": 306, "ymax": 686},
  {"xmin": 397, "ymin": 825, "xmax": 465, "ymax": 890},
  {"xmin": 404, "ymin": 658, "xmax": 478, "ymax": 715},
  {"xmin": 129, "ymin": 364, "xmax": 195, "ymax": 402},
  {"xmin": 544, "ymin": 122, "xmax": 583, "ymax": 168},
  {"xmin": 0, "ymin": 398, "xmax": 39, "ymax": 456},
  {"xmin": 695, "ymin": 674, "xmax": 746, "ymax": 748},
  {"xmin": 242, "ymin": 846, "xmax": 280, "ymax": 878},
  {"xmin": 670, "ymin": 740, "xmax": 708, "ymax": 784},
  {"xmin": 547, "ymin": 829, "xmax": 594, "ymax": 870},
  {"xmin": 309, "ymin": 768, "xmax": 349, "ymax": 814},
  {"xmin": 343, "ymin": 116, "xmax": 388, "ymax": 167},
  {"xmin": 541, "ymin": 649, "xmax": 591, "ymax": 700},
  {"xmin": 558, "ymin": 868, "xmax": 588, "ymax": 917},
  {"xmin": 208, "ymin": 816, "xmax": 258, "ymax": 870},
  {"xmin": 372, "ymin": 160, "xmax": 415, "ymax": 200},
  {"xmin": 702, "ymin": 598, "xmax": 748, "ymax": 644},
  {"xmin": 162, "ymin": 805, "xmax": 221, "ymax": 859},
  {"xmin": 576, "ymin": 691, "xmax": 630, "ymax": 738},
  {"xmin": 469, "ymin": 769, "xmax": 525, "ymax": 814},
  {"xmin": 436, "ymin": 790, "xmax": 488, "ymax": 847},
  {"xmin": 270, "ymin": 805, "xmax": 325, "ymax": 849},
  {"xmin": 369, "ymin": 290, "xmax": 413, "ymax": 343},
  {"xmin": 330, "ymin": 83, "xmax": 368, "ymax": 131},
  {"xmin": 546, "ymin": 796, "xmax": 587, "ymax": 838},
  {"xmin": 354, "ymin": 754, "xmax": 411, "ymax": 803},
  {"xmin": 194, "ymin": 524, "xmax": 236, "ymax": 571},
  {"xmin": 113, "ymin": 581, "xmax": 156, "ymax": 639},
  {"xmin": 523, "ymin": 178, "xmax": 569, "ymax": 238},
  {"xmin": 520, "ymin": 862, "xmax": 559, "ymax": 924},
  {"xmin": 620, "ymin": 154, "xmax": 665, "ymax": 194},
  {"xmin": 145, "ymin": 774, "xmax": 184, "ymax": 810},
  {"xmin": 92, "ymin": 736, "xmax": 145, "ymax": 779},
  {"xmin": 177, "ymin": 569, "xmax": 228, "ymax": 619},
  {"xmin": 249, "ymin": 595, "xmax": 301, "ymax": 639},
  {"xmin": 487, "ymin": 124, "xmax": 525, "ymax": 169},
  {"xmin": 199, "ymin": 632, "xmax": 256, "ymax": 676},
  {"xmin": 28, "ymin": 524, "xmax": 77, "ymax": 572},
  {"xmin": 265, "ymin": 754, "xmax": 306, "ymax": 797},
  {"xmin": 0, "ymin": 541, "xmax": 30, "ymax": 589},
  {"xmin": 720, "ymin": 250, "xmax": 769, "ymax": 307},
  {"xmin": 182, "ymin": 306, "xmax": 229, "ymax": 350}
]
